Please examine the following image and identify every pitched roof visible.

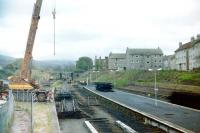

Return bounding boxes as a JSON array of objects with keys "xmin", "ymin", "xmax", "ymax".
[
  {"xmin": 175, "ymin": 42, "xmax": 193, "ymax": 52},
  {"xmin": 109, "ymin": 53, "xmax": 126, "ymax": 59},
  {"xmin": 163, "ymin": 55, "xmax": 175, "ymax": 60},
  {"xmin": 126, "ymin": 48, "xmax": 163, "ymax": 55}
]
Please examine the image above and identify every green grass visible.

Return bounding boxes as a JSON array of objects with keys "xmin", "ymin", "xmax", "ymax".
[
  {"xmin": 51, "ymin": 80, "xmax": 63, "ymax": 88},
  {"xmin": 77, "ymin": 69, "xmax": 200, "ymax": 93}
]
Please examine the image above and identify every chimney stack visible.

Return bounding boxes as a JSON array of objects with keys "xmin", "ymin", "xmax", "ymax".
[
  {"xmin": 191, "ymin": 36, "xmax": 195, "ymax": 42},
  {"xmin": 179, "ymin": 42, "xmax": 182, "ymax": 47}
]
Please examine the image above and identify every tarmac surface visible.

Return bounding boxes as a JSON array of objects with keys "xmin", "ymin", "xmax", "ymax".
[{"xmin": 85, "ymin": 86, "xmax": 200, "ymax": 133}]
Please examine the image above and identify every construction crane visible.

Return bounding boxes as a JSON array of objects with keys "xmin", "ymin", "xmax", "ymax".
[
  {"xmin": 21, "ymin": 0, "xmax": 43, "ymax": 81},
  {"xmin": 8, "ymin": 0, "xmax": 49, "ymax": 102}
]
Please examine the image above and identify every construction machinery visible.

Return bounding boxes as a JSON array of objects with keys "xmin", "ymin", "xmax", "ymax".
[{"xmin": 8, "ymin": 0, "xmax": 49, "ymax": 102}]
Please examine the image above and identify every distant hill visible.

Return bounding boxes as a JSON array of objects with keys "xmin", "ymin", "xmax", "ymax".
[
  {"xmin": 0, "ymin": 55, "xmax": 15, "ymax": 67},
  {"xmin": 0, "ymin": 54, "xmax": 75, "ymax": 79},
  {"xmin": 33, "ymin": 60, "xmax": 75, "ymax": 69},
  {"xmin": 0, "ymin": 54, "xmax": 75, "ymax": 68}
]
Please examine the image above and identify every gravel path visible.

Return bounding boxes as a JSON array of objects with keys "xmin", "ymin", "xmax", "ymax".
[{"xmin": 10, "ymin": 109, "xmax": 31, "ymax": 133}]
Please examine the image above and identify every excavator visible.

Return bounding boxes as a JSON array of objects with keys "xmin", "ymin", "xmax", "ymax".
[{"xmin": 8, "ymin": 0, "xmax": 50, "ymax": 102}]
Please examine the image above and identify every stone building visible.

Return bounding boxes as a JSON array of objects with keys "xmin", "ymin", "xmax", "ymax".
[
  {"xmin": 94, "ymin": 56, "xmax": 108, "ymax": 71},
  {"xmin": 175, "ymin": 35, "xmax": 200, "ymax": 71},
  {"xmin": 175, "ymin": 42, "xmax": 192, "ymax": 71},
  {"xmin": 163, "ymin": 55, "xmax": 176, "ymax": 70},
  {"xmin": 188, "ymin": 35, "xmax": 200, "ymax": 70},
  {"xmin": 126, "ymin": 47, "xmax": 163, "ymax": 70},
  {"xmin": 108, "ymin": 53, "xmax": 126, "ymax": 70}
]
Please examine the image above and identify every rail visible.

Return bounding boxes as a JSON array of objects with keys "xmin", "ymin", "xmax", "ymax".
[{"xmin": 84, "ymin": 121, "xmax": 98, "ymax": 133}]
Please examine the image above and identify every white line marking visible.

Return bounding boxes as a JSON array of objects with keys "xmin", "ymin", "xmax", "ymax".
[
  {"xmin": 84, "ymin": 121, "xmax": 98, "ymax": 133},
  {"xmin": 84, "ymin": 86, "xmax": 195, "ymax": 133}
]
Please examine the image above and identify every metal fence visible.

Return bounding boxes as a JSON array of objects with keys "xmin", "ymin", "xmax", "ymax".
[
  {"xmin": 0, "ymin": 90, "xmax": 14, "ymax": 133},
  {"xmin": 13, "ymin": 90, "xmax": 33, "ymax": 102},
  {"xmin": 13, "ymin": 90, "xmax": 35, "ymax": 133}
]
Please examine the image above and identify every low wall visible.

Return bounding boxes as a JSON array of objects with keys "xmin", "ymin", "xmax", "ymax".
[{"xmin": 0, "ymin": 90, "xmax": 14, "ymax": 133}]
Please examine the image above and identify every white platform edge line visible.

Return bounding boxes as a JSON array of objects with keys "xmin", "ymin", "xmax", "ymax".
[
  {"xmin": 116, "ymin": 120, "xmax": 137, "ymax": 133},
  {"xmin": 84, "ymin": 121, "xmax": 98, "ymax": 133},
  {"xmin": 84, "ymin": 87, "xmax": 194, "ymax": 133}
]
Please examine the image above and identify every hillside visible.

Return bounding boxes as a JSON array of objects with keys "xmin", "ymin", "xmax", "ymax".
[
  {"xmin": 0, "ymin": 54, "xmax": 75, "ymax": 79},
  {"xmin": 78, "ymin": 69, "xmax": 200, "ymax": 93},
  {"xmin": 0, "ymin": 54, "xmax": 15, "ymax": 67},
  {"xmin": 0, "ymin": 58, "xmax": 22, "ymax": 79},
  {"xmin": 33, "ymin": 60, "xmax": 75, "ymax": 71}
]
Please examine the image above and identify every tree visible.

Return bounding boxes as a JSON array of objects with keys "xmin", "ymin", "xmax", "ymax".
[{"xmin": 76, "ymin": 57, "xmax": 93, "ymax": 71}]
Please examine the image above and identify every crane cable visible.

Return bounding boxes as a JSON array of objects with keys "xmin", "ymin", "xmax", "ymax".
[{"xmin": 52, "ymin": 0, "xmax": 56, "ymax": 55}]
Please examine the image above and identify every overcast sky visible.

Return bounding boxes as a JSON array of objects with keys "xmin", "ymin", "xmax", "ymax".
[{"xmin": 0, "ymin": 0, "xmax": 200, "ymax": 61}]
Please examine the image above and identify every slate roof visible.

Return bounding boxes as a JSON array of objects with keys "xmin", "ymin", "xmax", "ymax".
[
  {"xmin": 126, "ymin": 48, "xmax": 163, "ymax": 55},
  {"xmin": 175, "ymin": 42, "xmax": 193, "ymax": 52},
  {"xmin": 163, "ymin": 55, "xmax": 175, "ymax": 61},
  {"xmin": 109, "ymin": 53, "xmax": 126, "ymax": 59}
]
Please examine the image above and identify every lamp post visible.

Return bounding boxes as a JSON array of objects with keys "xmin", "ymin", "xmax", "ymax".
[
  {"xmin": 148, "ymin": 68, "xmax": 162, "ymax": 106},
  {"xmin": 89, "ymin": 71, "xmax": 91, "ymax": 83},
  {"xmin": 96, "ymin": 71, "xmax": 99, "ymax": 81},
  {"xmin": 87, "ymin": 65, "xmax": 91, "ymax": 85}
]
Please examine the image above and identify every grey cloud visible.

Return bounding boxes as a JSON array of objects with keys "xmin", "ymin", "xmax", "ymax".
[
  {"xmin": 40, "ymin": 30, "xmax": 102, "ymax": 44},
  {"xmin": 0, "ymin": 0, "xmax": 7, "ymax": 17}
]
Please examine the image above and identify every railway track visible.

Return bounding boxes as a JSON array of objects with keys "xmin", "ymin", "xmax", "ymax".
[{"xmin": 75, "ymin": 86, "xmax": 165, "ymax": 133}]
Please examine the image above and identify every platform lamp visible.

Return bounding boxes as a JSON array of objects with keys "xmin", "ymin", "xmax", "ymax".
[{"xmin": 148, "ymin": 68, "xmax": 162, "ymax": 106}]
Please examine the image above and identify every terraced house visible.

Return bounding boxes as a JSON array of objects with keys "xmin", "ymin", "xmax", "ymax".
[
  {"xmin": 126, "ymin": 47, "xmax": 163, "ymax": 70},
  {"xmin": 175, "ymin": 35, "xmax": 200, "ymax": 71},
  {"xmin": 108, "ymin": 53, "xmax": 126, "ymax": 70},
  {"xmin": 94, "ymin": 56, "xmax": 109, "ymax": 71},
  {"xmin": 108, "ymin": 47, "xmax": 164, "ymax": 70}
]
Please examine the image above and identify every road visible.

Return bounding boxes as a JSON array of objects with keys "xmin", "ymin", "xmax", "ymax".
[{"xmin": 85, "ymin": 86, "xmax": 200, "ymax": 133}]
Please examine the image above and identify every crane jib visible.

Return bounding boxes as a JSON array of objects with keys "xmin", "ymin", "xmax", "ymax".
[{"xmin": 21, "ymin": 0, "xmax": 43, "ymax": 81}]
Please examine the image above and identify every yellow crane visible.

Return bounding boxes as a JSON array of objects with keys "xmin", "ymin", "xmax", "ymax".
[{"xmin": 8, "ymin": 0, "xmax": 49, "ymax": 101}]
